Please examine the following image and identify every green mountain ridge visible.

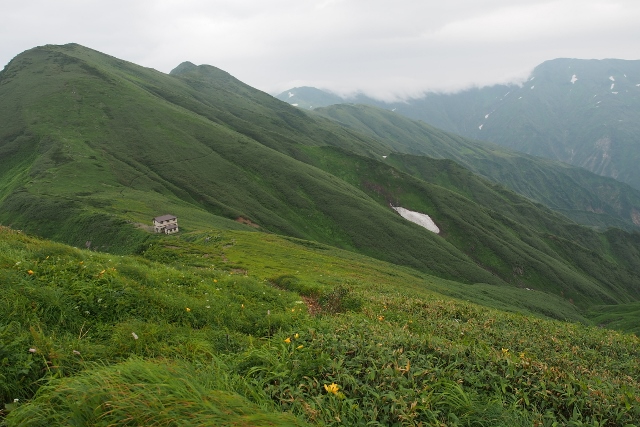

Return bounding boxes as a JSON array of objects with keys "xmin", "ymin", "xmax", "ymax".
[
  {"xmin": 310, "ymin": 103, "xmax": 640, "ymax": 231},
  {"xmin": 278, "ymin": 58, "xmax": 640, "ymax": 191},
  {"xmin": 2, "ymin": 43, "xmax": 640, "ymax": 316}
]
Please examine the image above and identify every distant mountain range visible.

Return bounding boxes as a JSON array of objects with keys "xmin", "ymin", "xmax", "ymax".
[{"xmin": 277, "ymin": 58, "xmax": 640, "ymax": 190}]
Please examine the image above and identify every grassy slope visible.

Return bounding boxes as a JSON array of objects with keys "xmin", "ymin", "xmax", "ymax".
[
  {"xmin": 3, "ymin": 44, "xmax": 640, "ymax": 314},
  {"xmin": 313, "ymin": 103, "xmax": 640, "ymax": 231},
  {"xmin": 296, "ymin": 145, "xmax": 640, "ymax": 308},
  {"xmin": 0, "ymin": 44, "xmax": 497, "ymax": 285},
  {"xmin": 1, "ymin": 227, "xmax": 639, "ymax": 426},
  {"xmin": 315, "ymin": 59, "xmax": 640, "ymax": 191},
  {"xmin": 278, "ymin": 68, "xmax": 640, "ymax": 193}
]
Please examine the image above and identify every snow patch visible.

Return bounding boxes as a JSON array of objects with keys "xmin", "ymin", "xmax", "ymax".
[
  {"xmin": 612, "ymin": 92, "xmax": 618, "ymax": 94},
  {"xmin": 530, "ymin": 77, "xmax": 535, "ymax": 81},
  {"xmin": 531, "ymin": 85, "xmax": 535, "ymax": 89},
  {"xmin": 392, "ymin": 206, "xmax": 439, "ymax": 234},
  {"xmin": 609, "ymin": 76, "xmax": 615, "ymax": 82},
  {"xmin": 485, "ymin": 113, "xmax": 490, "ymax": 119},
  {"xmin": 571, "ymin": 74, "xmax": 578, "ymax": 84},
  {"xmin": 382, "ymin": 155, "xmax": 388, "ymax": 159},
  {"xmin": 288, "ymin": 92, "xmax": 295, "ymax": 98},
  {"xmin": 479, "ymin": 124, "xmax": 483, "ymax": 130},
  {"xmin": 392, "ymin": 108, "xmax": 396, "ymax": 112},
  {"xmin": 292, "ymin": 103, "xmax": 299, "ymax": 107},
  {"xmin": 518, "ymin": 96, "xmax": 523, "ymax": 99},
  {"xmin": 636, "ymin": 84, "xmax": 640, "ymax": 87},
  {"xmin": 611, "ymin": 83, "xmax": 615, "ymax": 90}
]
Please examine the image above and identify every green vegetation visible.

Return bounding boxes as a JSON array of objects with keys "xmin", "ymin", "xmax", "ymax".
[
  {"xmin": 2, "ymin": 42, "xmax": 638, "ymax": 309},
  {"xmin": 296, "ymin": 145, "xmax": 640, "ymax": 309},
  {"xmin": 312, "ymin": 103, "xmax": 640, "ymax": 231},
  {"xmin": 588, "ymin": 301, "xmax": 640, "ymax": 336},
  {"xmin": 3, "ymin": 43, "xmax": 640, "ymax": 313},
  {"xmin": 3, "ymin": 44, "xmax": 640, "ymax": 424},
  {"xmin": 282, "ymin": 59, "xmax": 640, "ymax": 192},
  {"xmin": 2, "ymin": 227, "xmax": 640, "ymax": 425}
]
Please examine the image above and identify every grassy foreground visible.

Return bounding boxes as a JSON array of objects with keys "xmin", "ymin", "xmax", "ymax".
[{"xmin": 1, "ymin": 226, "xmax": 640, "ymax": 426}]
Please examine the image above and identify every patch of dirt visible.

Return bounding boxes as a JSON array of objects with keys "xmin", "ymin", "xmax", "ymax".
[
  {"xmin": 132, "ymin": 222, "xmax": 154, "ymax": 232},
  {"xmin": 235, "ymin": 217, "xmax": 260, "ymax": 228},
  {"xmin": 301, "ymin": 296, "xmax": 322, "ymax": 316}
]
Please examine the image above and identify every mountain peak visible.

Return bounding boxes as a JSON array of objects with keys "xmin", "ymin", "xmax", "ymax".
[{"xmin": 169, "ymin": 61, "xmax": 198, "ymax": 75}]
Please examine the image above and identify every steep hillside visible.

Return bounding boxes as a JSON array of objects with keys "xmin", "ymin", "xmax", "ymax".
[
  {"xmin": 296, "ymin": 145, "xmax": 640, "ymax": 308},
  {"xmin": 312, "ymin": 103, "xmax": 640, "ymax": 231},
  {"xmin": 279, "ymin": 59, "xmax": 640, "ymax": 190},
  {"xmin": 0, "ymin": 44, "xmax": 503, "ymax": 286}
]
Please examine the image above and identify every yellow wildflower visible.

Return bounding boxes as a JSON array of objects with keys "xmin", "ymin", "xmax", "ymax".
[
  {"xmin": 27, "ymin": 270, "xmax": 34, "ymax": 275},
  {"xmin": 284, "ymin": 337, "xmax": 291, "ymax": 344},
  {"xmin": 519, "ymin": 352, "xmax": 526, "ymax": 359},
  {"xmin": 294, "ymin": 333, "xmax": 299, "ymax": 339},
  {"xmin": 214, "ymin": 279, "xmax": 217, "ymax": 283},
  {"xmin": 378, "ymin": 315, "xmax": 384, "ymax": 321},
  {"xmin": 501, "ymin": 348, "xmax": 509, "ymax": 355},
  {"xmin": 186, "ymin": 307, "xmax": 191, "ymax": 312},
  {"xmin": 324, "ymin": 383, "xmax": 340, "ymax": 395},
  {"xmin": 296, "ymin": 345, "xmax": 304, "ymax": 349}
]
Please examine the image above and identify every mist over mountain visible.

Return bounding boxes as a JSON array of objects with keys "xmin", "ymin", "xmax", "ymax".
[{"xmin": 278, "ymin": 58, "xmax": 640, "ymax": 191}]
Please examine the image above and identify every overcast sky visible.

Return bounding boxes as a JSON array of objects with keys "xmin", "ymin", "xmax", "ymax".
[{"xmin": 2, "ymin": 0, "xmax": 640, "ymax": 100}]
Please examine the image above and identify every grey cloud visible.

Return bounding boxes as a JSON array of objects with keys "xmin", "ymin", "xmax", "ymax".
[{"xmin": 2, "ymin": 0, "xmax": 639, "ymax": 100}]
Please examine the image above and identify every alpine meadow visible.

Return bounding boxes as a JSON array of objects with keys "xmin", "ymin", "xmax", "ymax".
[{"xmin": 1, "ymin": 43, "xmax": 640, "ymax": 426}]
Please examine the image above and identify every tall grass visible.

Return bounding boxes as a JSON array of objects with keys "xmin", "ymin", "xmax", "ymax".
[
  {"xmin": 2, "ymin": 227, "xmax": 640, "ymax": 425},
  {"xmin": 6, "ymin": 358, "xmax": 308, "ymax": 426}
]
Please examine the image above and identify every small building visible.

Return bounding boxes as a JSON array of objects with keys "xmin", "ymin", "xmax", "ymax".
[{"xmin": 153, "ymin": 214, "xmax": 179, "ymax": 234}]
